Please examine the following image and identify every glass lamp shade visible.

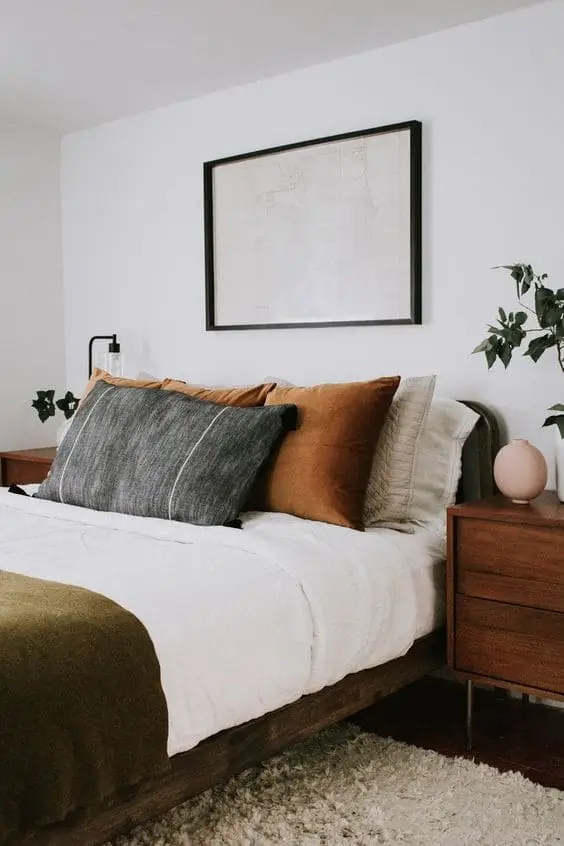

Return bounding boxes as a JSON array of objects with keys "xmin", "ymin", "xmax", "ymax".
[{"xmin": 103, "ymin": 351, "xmax": 123, "ymax": 377}]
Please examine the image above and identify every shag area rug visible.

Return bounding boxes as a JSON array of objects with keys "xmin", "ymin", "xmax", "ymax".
[{"xmin": 109, "ymin": 724, "xmax": 564, "ymax": 845}]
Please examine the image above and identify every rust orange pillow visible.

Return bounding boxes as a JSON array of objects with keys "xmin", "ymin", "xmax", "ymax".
[
  {"xmin": 162, "ymin": 379, "xmax": 276, "ymax": 407},
  {"xmin": 256, "ymin": 377, "xmax": 400, "ymax": 530},
  {"xmin": 82, "ymin": 368, "xmax": 163, "ymax": 398}
]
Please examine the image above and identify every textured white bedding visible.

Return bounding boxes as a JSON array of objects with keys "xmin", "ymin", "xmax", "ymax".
[{"xmin": 0, "ymin": 488, "xmax": 443, "ymax": 757}]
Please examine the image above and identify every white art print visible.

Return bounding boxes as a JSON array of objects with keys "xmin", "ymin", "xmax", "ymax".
[{"xmin": 204, "ymin": 121, "xmax": 421, "ymax": 329}]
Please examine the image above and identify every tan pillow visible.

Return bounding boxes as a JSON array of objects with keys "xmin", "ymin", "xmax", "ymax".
[
  {"xmin": 162, "ymin": 379, "xmax": 275, "ymax": 407},
  {"xmin": 82, "ymin": 368, "xmax": 163, "ymax": 398},
  {"xmin": 256, "ymin": 377, "xmax": 400, "ymax": 530}
]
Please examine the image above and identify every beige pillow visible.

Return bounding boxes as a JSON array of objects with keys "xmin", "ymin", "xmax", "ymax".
[
  {"xmin": 364, "ymin": 375, "xmax": 436, "ymax": 526},
  {"xmin": 407, "ymin": 396, "xmax": 479, "ymax": 531}
]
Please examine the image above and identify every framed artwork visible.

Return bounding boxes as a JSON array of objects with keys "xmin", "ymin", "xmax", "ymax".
[{"xmin": 204, "ymin": 119, "xmax": 422, "ymax": 330}]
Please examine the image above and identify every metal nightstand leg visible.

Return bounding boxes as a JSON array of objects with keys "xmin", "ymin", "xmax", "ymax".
[{"xmin": 466, "ymin": 680, "xmax": 473, "ymax": 752}]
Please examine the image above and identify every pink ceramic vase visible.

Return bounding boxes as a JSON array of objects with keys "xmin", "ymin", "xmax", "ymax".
[{"xmin": 493, "ymin": 439, "xmax": 548, "ymax": 504}]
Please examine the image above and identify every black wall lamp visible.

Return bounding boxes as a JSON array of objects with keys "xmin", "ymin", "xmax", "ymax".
[{"xmin": 88, "ymin": 334, "xmax": 122, "ymax": 377}]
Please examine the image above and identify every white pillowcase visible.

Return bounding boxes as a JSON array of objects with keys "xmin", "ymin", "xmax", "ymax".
[
  {"xmin": 407, "ymin": 396, "xmax": 479, "ymax": 533},
  {"xmin": 364, "ymin": 375, "xmax": 436, "ymax": 526}
]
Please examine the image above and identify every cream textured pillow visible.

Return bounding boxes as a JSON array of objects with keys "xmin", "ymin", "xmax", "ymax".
[
  {"xmin": 364, "ymin": 375, "xmax": 436, "ymax": 526},
  {"xmin": 408, "ymin": 396, "xmax": 479, "ymax": 532}
]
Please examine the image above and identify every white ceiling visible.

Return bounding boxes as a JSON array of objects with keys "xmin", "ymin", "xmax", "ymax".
[{"xmin": 0, "ymin": 0, "xmax": 547, "ymax": 133}]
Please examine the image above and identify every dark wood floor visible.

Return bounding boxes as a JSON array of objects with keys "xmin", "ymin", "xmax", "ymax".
[{"xmin": 352, "ymin": 676, "xmax": 564, "ymax": 791}]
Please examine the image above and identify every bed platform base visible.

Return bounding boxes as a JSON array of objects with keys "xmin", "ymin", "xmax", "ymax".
[{"xmin": 21, "ymin": 630, "xmax": 444, "ymax": 846}]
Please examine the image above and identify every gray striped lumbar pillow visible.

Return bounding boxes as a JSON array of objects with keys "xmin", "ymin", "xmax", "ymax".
[{"xmin": 36, "ymin": 381, "xmax": 297, "ymax": 527}]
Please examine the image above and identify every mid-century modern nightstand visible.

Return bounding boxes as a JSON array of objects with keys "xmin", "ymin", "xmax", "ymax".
[
  {"xmin": 0, "ymin": 447, "xmax": 56, "ymax": 486},
  {"xmin": 447, "ymin": 491, "xmax": 564, "ymax": 749}
]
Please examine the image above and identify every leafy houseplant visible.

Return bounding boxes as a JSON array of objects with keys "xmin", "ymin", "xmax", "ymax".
[
  {"xmin": 473, "ymin": 263, "xmax": 564, "ymax": 437},
  {"xmin": 32, "ymin": 390, "xmax": 78, "ymax": 423}
]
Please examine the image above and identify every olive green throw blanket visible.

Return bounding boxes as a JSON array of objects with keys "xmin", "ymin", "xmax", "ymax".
[{"xmin": 0, "ymin": 570, "xmax": 169, "ymax": 844}]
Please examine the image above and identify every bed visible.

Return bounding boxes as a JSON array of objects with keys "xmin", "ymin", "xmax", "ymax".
[{"xmin": 1, "ymin": 398, "xmax": 498, "ymax": 846}]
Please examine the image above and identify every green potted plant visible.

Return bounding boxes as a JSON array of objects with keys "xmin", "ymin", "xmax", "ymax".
[
  {"xmin": 473, "ymin": 263, "xmax": 564, "ymax": 499},
  {"xmin": 32, "ymin": 390, "xmax": 79, "ymax": 446}
]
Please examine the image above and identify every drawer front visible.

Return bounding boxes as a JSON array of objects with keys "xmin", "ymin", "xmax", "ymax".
[
  {"xmin": 455, "ymin": 595, "xmax": 564, "ymax": 695},
  {"xmin": 456, "ymin": 517, "xmax": 564, "ymax": 613},
  {"xmin": 0, "ymin": 458, "xmax": 51, "ymax": 486}
]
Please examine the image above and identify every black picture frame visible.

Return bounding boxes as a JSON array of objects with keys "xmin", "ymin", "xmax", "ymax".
[{"xmin": 204, "ymin": 119, "xmax": 422, "ymax": 331}]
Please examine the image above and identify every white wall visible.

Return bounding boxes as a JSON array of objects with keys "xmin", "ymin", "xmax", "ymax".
[
  {"xmin": 0, "ymin": 123, "xmax": 65, "ymax": 450},
  {"xmin": 62, "ymin": 0, "xmax": 564, "ymax": 474}
]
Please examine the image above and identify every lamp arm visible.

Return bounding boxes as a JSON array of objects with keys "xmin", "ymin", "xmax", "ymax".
[{"xmin": 88, "ymin": 335, "xmax": 116, "ymax": 377}]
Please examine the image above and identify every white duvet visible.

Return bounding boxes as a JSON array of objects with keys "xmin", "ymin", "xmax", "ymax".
[{"xmin": 0, "ymin": 488, "xmax": 441, "ymax": 757}]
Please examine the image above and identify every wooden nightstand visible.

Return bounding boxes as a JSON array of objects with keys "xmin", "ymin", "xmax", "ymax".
[
  {"xmin": 447, "ymin": 491, "xmax": 564, "ymax": 749},
  {"xmin": 0, "ymin": 447, "xmax": 56, "ymax": 486}
]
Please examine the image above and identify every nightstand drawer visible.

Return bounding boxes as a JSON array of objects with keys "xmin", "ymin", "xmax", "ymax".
[
  {"xmin": 0, "ymin": 449, "xmax": 56, "ymax": 487},
  {"xmin": 455, "ymin": 595, "xmax": 564, "ymax": 695},
  {"xmin": 456, "ymin": 518, "xmax": 564, "ymax": 613},
  {"xmin": 1, "ymin": 457, "xmax": 49, "ymax": 486}
]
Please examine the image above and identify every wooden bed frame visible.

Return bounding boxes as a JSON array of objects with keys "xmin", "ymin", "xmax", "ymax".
[{"xmin": 21, "ymin": 402, "xmax": 500, "ymax": 846}]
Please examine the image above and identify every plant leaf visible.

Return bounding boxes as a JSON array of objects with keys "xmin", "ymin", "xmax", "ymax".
[
  {"xmin": 514, "ymin": 311, "xmax": 528, "ymax": 325},
  {"xmin": 511, "ymin": 266, "xmax": 524, "ymax": 297},
  {"xmin": 524, "ymin": 333, "xmax": 556, "ymax": 362},
  {"xmin": 521, "ymin": 264, "xmax": 535, "ymax": 295},
  {"xmin": 545, "ymin": 307, "xmax": 562, "ymax": 326},
  {"xmin": 472, "ymin": 338, "xmax": 493, "ymax": 354},
  {"xmin": 543, "ymin": 414, "xmax": 564, "ymax": 439},
  {"xmin": 499, "ymin": 341, "xmax": 512, "ymax": 368},
  {"xmin": 548, "ymin": 404, "xmax": 564, "ymax": 412},
  {"xmin": 508, "ymin": 328, "xmax": 525, "ymax": 347},
  {"xmin": 56, "ymin": 391, "xmax": 79, "ymax": 420},
  {"xmin": 534, "ymin": 285, "xmax": 560, "ymax": 328},
  {"xmin": 485, "ymin": 341, "xmax": 498, "ymax": 369},
  {"xmin": 31, "ymin": 391, "xmax": 56, "ymax": 423},
  {"xmin": 494, "ymin": 264, "xmax": 526, "ymax": 297},
  {"xmin": 499, "ymin": 307, "xmax": 507, "ymax": 323}
]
